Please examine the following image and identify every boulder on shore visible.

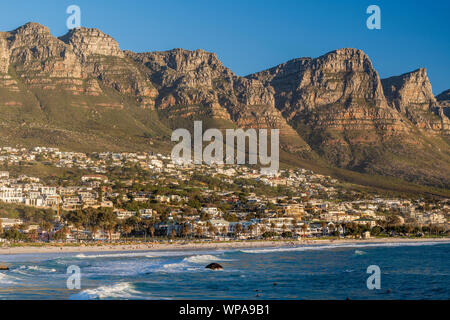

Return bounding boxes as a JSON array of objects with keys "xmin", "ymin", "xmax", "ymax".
[
  {"xmin": 0, "ymin": 265, "xmax": 9, "ymax": 271},
  {"xmin": 205, "ymin": 263, "xmax": 223, "ymax": 270}
]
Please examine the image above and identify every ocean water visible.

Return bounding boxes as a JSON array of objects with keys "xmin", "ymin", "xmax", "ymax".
[{"xmin": 0, "ymin": 241, "xmax": 449, "ymax": 300}]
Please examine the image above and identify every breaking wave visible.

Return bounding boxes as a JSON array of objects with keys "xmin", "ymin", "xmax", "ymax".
[
  {"xmin": 239, "ymin": 241, "xmax": 447, "ymax": 254},
  {"xmin": 22, "ymin": 265, "xmax": 56, "ymax": 273},
  {"xmin": 10, "ymin": 265, "xmax": 57, "ymax": 275},
  {"xmin": 0, "ymin": 273, "xmax": 16, "ymax": 285},
  {"xmin": 156, "ymin": 254, "xmax": 231, "ymax": 273},
  {"xmin": 69, "ymin": 282, "xmax": 141, "ymax": 300},
  {"xmin": 183, "ymin": 254, "xmax": 231, "ymax": 264},
  {"xmin": 75, "ymin": 252, "xmax": 155, "ymax": 259}
]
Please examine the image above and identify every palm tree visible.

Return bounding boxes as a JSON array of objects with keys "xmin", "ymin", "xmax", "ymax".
[
  {"xmin": 234, "ymin": 223, "xmax": 242, "ymax": 238},
  {"xmin": 195, "ymin": 226, "xmax": 203, "ymax": 239},
  {"xmin": 123, "ymin": 224, "xmax": 133, "ymax": 241},
  {"xmin": 91, "ymin": 225, "xmax": 99, "ymax": 241},
  {"xmin": 291, "ymin": 219, "xmax": 298, "ymax": 230},
  {"xmin": 105, "ymin": 221, "xmax": 117, "ymax": 242},
  {"xmin": 260, "ymin": 225, "xmax": 267, "ymax": 236},
  {"xmin": 60, "ymin": 226, "xmax": 70, "ymax": 243},
  {"xmin": 148, "ymin": 225, "xmax": 155, "ymax": 240},
  {"xmin": 67, "ymin": 210, "xmax": 85, "ymax": 242},
  {"xmin": 40, "ymin": 221, "xmax": 53, "ymax": 242},
  {"xmin": 248, "ymin": 224, "xmax": 255, "ymax": 238},
  {"xmin": 301, "ymin": 224, "xmax": 308, "ymax": 235},
  {"xmin": 181, "ymin": 223, "xmax": 190, "ymax": 239},
  {"xmin": 221, "ymin": 226, "xmax": 227, "ymax": 240},
  {"xmin": 270, "ymin": 222, "xmax": 276, "ymax": 233},
  {"xmin": 170, "ymin": 228, "xmax": 177, "ymax": 240},
  {"xmin": 208, "ymin": 224, "xmax": 217, "ymax": 239}
]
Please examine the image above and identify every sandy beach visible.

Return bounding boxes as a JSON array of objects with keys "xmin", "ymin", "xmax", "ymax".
[{"xmin": 1, "ymin": 237, "xmax": 449, "ymax": 255}]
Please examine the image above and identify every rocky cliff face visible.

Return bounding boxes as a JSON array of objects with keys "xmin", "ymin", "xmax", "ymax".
[
  {"xmin": 248, "ymin": 49, "xmax": 450, "ymax": 187},
  {"xmin": 248, "ymin": 49, "xmax": 389, "ymax": 115},
  {"xmin": 0, "ymin": 23, "xmax": 157, "ymax": 109},
  {"xmin": 58, "ymin": 27, "xmax": 157, "ymax": 108},
  {"xmin": 0, "ymin": 32, "xmax": 19, "ymax": 96},
  {"xmin": 0, "ymin": 33, "xmax": 10, "ymax": 74},
  {"xmin": 0, "ymin": 23, "xmax": 449, "ymax": 188},
  {"xmin": 437, "ymin": 89, "xmax": 450, "ymax": 106},
  {"xmin": 248, "ymin": 49, "xmax": 411, "ymax": 166},
  {"xmin": 127, "ymin": 49, "xmax": 309, "ymax": 151},
  {"xmin": 59, "ymin": 28, "xmax": 124, "ymax": 60},
  {"xmin": 382, "ymin": 69, "xmax": 449, "ymax": 133},
  {"xmin": 436, "ymin": 89, "xmax": 450, "ymax": 119}
]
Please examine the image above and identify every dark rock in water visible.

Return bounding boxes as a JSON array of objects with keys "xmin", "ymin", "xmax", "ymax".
[
  {"xmin": 0, "ymin": 265, "xmax": 9, "ymax": 271},
  {"xmin": 205, "ymin": 263, "xmax": 223, "ymax": 270}
]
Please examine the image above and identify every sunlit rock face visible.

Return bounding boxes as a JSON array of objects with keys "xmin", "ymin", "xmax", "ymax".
[
  {"xmin": 382, "ymin": 68, "xmax": 449, "ymax": 133},
  {"xmin": 0, "ymin": 23, "xmax": 449, "ymax": 187}
]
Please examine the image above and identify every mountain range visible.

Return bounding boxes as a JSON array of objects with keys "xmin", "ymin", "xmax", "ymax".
[{"xmin": 0, "ymin": 23, "xmax": 449, "ymax": 194}]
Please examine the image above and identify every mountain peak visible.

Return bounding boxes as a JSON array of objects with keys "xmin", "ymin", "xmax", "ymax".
[
  {"xmin": 328, "ymin": 47, "xmax": 367, "ymax": 56},
  {"xmin": 436, "ymin": 89, "xmax": 450, "ymax": 109},
  {"xmin": 129, "ymin": 47, "xmax": 225, "ymax": 75},
  {"xmin": 12, "ymin": 22, "xmax": 50, "ymax": 34},
  {"xmin": 382, "ymin": 67, "xmax": 436, "ymax": 108},
  {"xmin": 59, "ymin": 27, "xmax": 124, "ymax": 58}
]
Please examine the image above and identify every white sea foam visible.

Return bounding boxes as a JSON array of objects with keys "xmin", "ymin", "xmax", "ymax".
[
  {"xmin": 74, "ymin": 250, "xmax": 204, "ymax": 259},
  {"xmin": 69, "ymin": 282, "xmax": 140, "ymax": 300},
  {"xmin": 183, "ymin": 254, "xmax": 231, "ymax": 264},
  {"xmin": 157, "ymin": 254, "xmax": 231, "ymax": 272},
  {"xmin": 162, "ymin": 261, "xmax": 187, "ymax": 271},
  {"xmin": 0, "ymin": 273, "xmax": 16, "ymax": 285},
  {"xmin": 75, "ymin": 252, "xmax": 154, "ymax": 259},
  {"xmin": 23, "ymin": 265, "xmax": 57, "ymax": 273},
  {"xmin": 354, "ymin": 250, "xmax": 366, "ymax": 255},
  {"xmin": 10, "ymin": 265, "xmax": 57, "ymax": 275},
  {"xmin": 239, "ymin": 241, "xmax": 447, "ymax": 254}
]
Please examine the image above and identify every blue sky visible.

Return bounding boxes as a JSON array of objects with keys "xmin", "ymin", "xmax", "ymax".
[{"xmin": 0, "ymin": 0, "xmax": 448, "ymax": 93}]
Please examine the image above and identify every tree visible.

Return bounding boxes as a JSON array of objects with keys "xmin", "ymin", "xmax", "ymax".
[
  {"xmin": 270, "ymin": 222, "xmax": 276, "ymax": 233},
  {"xmin": 181, "ymin": 223, "xmax": 190, "ymax": 239},
  {"xmin": 208, "ymin": 223, "xmax": 217, "ymax": 238},
  {"xmin": 40, "ymin": 221, "xmax": 53, "ymax": 242},
  {"xmin": 66, "ymin": 210, "xmax": 85, "ymax": 242},
  {"xmin": 148, "ymin": 225, "xmax": 155, "ymax": 240},
  {"xmin": 123, "ymin": 224, "xmax": 132, "ymax": 241},
  {"xmin": 195, "ymin": 226, "xmax": 203, "ymax": 239},
  {"xmin": 170, "ymin": 228, "xmax": 177, "ymax": 240},
  {"xmin": 27, "ymin": 229, "xmax": 39, "ymax": 242},
  {"xmin": 248, "ymin": 224, "xmax": 255, "ymax": 237},
  {"xmin": 53, "ymin": 228, "xmax": 68, "ymax": 242},
  {"xmin": 96, "ymin": 208, "xmax": 118, "ymax": 242},
  {"xmin": 291, "ymin": 219, "xmax": 298, "ymax": 230},
  {"xmin": 301, "ymin": 224, "xmax": 308, "ymax": 235},
  {"xmin": 221, "ymin": 226, "xmax": 228, "ymax": 240},
  {"xmin": 234, "ymin": 223, "xmax": 242, "ymax": 238},
  {"xmin": 3, "ymin": 227, "xmax": 24, "ymax": 242}
]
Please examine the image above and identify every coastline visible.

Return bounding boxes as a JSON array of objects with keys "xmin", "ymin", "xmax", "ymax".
[{"xmin": 1, "ymin": 237, "xmax": 449, "ymax": 255}]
